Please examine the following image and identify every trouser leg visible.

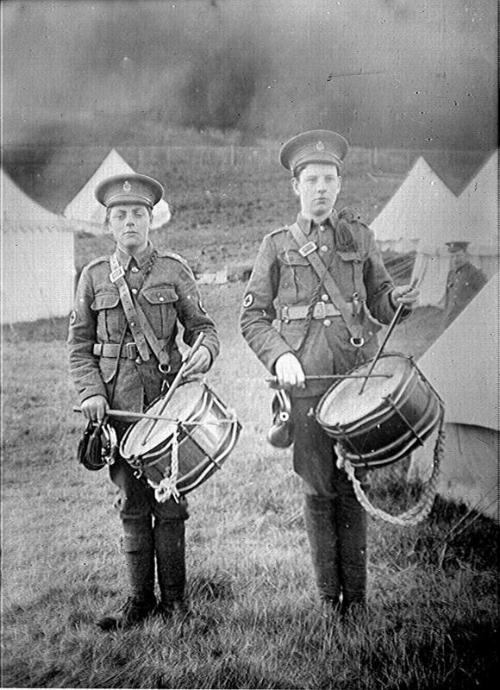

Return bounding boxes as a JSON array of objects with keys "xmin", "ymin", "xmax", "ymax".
[
  {"xmin": 154, "ymin": 518, "xmax": 186, "ymax": 610},
  {"xmin": 153, "ymin": 494, "xmax": 189, "ymax": 611},
  {"xmin": 97, "ymin": 459, "xmax": 157, "ymax": 630},
  {"xmin": 304, "ymin": 494, "xmax": 341, "ymax": 605},
  {"xmin": 291, "ymin": 395, "xmax": 368, "ymax": 611},
  {"xmin": 122, "ymin": 515, "xmax": 156, "ymax": 601},
  {"xmin": 335, "ymin": 469, "xmax": 367, "ymax": 611}
]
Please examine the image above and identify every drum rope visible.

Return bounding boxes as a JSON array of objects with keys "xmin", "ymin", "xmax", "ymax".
[
  {"xmin": 338, "ymin": 409, "xmax": 445, "ymax": 526},
  {"xmin": 150, "ymin": 423, "xmax": 181, "ymax": 504}
]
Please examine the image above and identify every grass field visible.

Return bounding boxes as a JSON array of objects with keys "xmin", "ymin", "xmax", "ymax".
[{"xmin": 2, "ymin": 280, "xmax": 498, "ymax": 689}]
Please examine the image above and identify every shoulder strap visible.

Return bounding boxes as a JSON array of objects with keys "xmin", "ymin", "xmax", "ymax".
[
  {"xmin": 288, "ymin": 223, "xmax": 365, "ymax": 346},
  {"xmin": 109, "ymin": 254, "xmax": 170, "ymax": 369}
]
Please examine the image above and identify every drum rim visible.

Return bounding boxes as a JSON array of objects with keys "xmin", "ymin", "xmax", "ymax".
[
  {"xmin": 318, "ymin": 364, "xmax": 424, "ymax": 434},
  {"xmin": 120, "ymin": 380, "xmax": 208, "ymax": 459},
  {"xmin": 337, "ymin": 399, "xmax": 443, "ymax": 466},
  {"xmin": 315, "ymin": 352, "xmax": 414, "ymax": 429}
]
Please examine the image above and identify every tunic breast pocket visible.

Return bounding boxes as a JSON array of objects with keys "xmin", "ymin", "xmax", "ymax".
[
  {"xmin": 278, "ymin": 249, "xmax": 315, "ymax": 300},
  {"xmin": 141, "ymin": 285, "xmax": 178, "ymax": 335},
  {"xmin": 90, "ymin": 291, "xmax": 122, "ymax": 341}
]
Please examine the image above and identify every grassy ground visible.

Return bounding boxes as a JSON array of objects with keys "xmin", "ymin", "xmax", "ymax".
[{"xmin": 2, "ymin": 283, "xmax": 498, "ymax": 689}]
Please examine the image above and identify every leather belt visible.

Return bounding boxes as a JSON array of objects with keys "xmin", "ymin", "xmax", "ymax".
[
  {"xmin": 93, "ymin": 341, "xmax": 167, "ymax": 360},
  {"xmin": 279, "ymin": 302, "xmax": 341, "ymax": 322}
]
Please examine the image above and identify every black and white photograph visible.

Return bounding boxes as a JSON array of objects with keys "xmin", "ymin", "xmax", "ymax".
[{"xmin": 1, "ymin": 1, "xmax": 498, "ymax": 688}]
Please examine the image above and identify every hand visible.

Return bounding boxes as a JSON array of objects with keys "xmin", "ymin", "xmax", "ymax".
[
  {"xmin": 392, "ymin": 284, "xmax": 420, "ymax": 309},
  {"xmin": 81, "ymin": 395, "xmax": 109, "ymax": 423},
  {"xmin": 182, "ymin": 344, "xmax": 212, "ymax": 378},
  {"xmin": 274, "ymin": 352, "xmax": 306, "ymax": 389}
]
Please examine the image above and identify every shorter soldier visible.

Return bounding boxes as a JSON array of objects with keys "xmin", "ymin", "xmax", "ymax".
[
  {"xmin": 68, "ymin": 173, "xmax": 219, "ymax": 630},
  {"xmin": 442, "ymin": 241, "xmax": 487, "ymax": 329},
  {"xmin": 240, "ymin": 130, "xmax": 419, "ymax": 616}
]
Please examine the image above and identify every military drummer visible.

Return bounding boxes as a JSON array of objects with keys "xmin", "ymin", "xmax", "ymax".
[
  {"xmin": 68, "ymin": 173, "xmax": 219, "ymax": 630},
  {"xmin": 240, "ymin": 130, "xmax": 419, "ymax": 616}
]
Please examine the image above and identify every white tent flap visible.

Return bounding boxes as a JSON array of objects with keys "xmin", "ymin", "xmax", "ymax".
[
  {"xmin": 410, "ymin": 423, "xmax": 499, "ymax": 523},
  {"xmin": 417, "ymin": 272, "xmax": 499, "ymax": 429},
  {"xmin": 1, "ymin": 170, "xmax": 75, "ymax": 323}
]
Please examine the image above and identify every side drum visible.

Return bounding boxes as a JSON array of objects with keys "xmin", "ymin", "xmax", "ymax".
[
  {"xmin": 120, "ymin": 381, "xmax": 241, "ymax": 495},
  {"xmin": 315, "ymin": 353, "xmax": 443, "ymax": 469}
]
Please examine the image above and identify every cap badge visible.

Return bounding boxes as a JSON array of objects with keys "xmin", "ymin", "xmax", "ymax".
[
  {"xmin": 122, "ymin": 180, "xmax": 132, "ymax": 192},
  {"xmin": 316, "ymin": 141, "xmax": 325, "ymax": 151}
]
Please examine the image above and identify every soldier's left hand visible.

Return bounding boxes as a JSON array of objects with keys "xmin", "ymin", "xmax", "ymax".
[
  {"xmin": 392, "ymin": 284, "xmax": 420, "ymax": 308},
  {"xmin": 182, "ymin": 344, "xmax": 212, "ymax": 378}
]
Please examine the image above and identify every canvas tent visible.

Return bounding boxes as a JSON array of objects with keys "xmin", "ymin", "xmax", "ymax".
[
  {"xmin": 1, "ymin": 170, "xmax": 75, "ymax": 324},
  {"xmin": 411, "ymin": 150, "xmax": 499, "ymax": 306},
  {"xmin": 410, "ymin": 272, "xmax": 499, "ymax": 522},
  {"xmin": 370, "ymin": 157, "xmax": 457, "ymax": 255},
  {"xmin": 64, "ymin": 149, "xmax": 171, "ymax": 232}
]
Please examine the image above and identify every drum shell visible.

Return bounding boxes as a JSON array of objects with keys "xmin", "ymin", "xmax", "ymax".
[
  {"xmin": 121, "ymin": 382, "xmax": 241, "ymax": 495},
  {"xmin": 315, "ymin": 355, "xmax": 443, "ymax": 469}
]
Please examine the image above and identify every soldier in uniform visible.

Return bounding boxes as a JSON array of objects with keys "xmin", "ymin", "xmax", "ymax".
[
  {"xmin": 68, "ymin": 173, "xmax": 219, "ymax": 630},
  {"xmin": 240, "ymin": 130, "xmax": 419, "ymax": 616},
  {"xmin": 442, "ymin": 241, "xmax": 487, "ymax": 329}
]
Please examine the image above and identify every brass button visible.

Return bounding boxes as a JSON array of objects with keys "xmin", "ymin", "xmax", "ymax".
[
  {"xmin": 321, "ymin": 294, "xmax": 329, "ymax": 302},
  {"xmin": 135, "ymin": 357, "xmax": 142, "ymax": 365},
  {"xmin": 320, "ymin": 245, "xmax": 328, "ymax": 252},
  {"xmin": 159, "ymin": 296, "xmax": 165, "ymax": 302},
  {"xmin": 319, "ymin": 225, "xmax": 325, "ymax": 232},
  {"xmin": 323, "ymin": 319, "xmax": 331, "ymax": 327},
  {"xmin": 131, "ymin": 266, "xmax": 139, "ymax": 273},
  {"xmin": 131, "ymin": 288, "xmax": 138, "ymax": 295}
]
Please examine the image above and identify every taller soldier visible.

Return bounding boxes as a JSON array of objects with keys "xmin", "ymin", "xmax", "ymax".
[
  {"xmin": 68, "ymin": 173, "xmax": 219, "ymax": 630},
  {"xmin": 240, "ymin": 131, "xmax": 419, "ymax": 615}
]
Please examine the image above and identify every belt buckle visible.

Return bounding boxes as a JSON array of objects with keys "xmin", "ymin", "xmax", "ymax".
[
  {"xmin": 314, "ymin": 301, "xmax": 327, "ymax": 319},
  {"xmin": 125, "ymin": 342, "xmax": 137, "ymax": 359}
]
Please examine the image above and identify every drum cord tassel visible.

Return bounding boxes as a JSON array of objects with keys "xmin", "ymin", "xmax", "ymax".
[
  {"xmin": 337, "ymin": 409, "xmax": 445, "ymax": 527},
  {"xmin": 151, "ymin": 422, "xmax": 181, "ymax": 504}
]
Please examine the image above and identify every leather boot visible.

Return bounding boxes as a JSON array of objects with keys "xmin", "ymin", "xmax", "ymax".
[
  {"xmin": 335, "ymin": 476, "xmax": 367, "ymax": 614},
  {"xmin": 154, "ymin": 519, "xmax": 186, "ymax": 620},
  {"xmin": 97, "ymin": 516, "xmax": 156, "ymax": 631},
  {"xmin": 304, "ymin": 495, "xmax": 341, "ymax": 607}
]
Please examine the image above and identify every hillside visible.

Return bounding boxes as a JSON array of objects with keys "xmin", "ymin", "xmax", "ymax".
[{"xmin": 3, "ymin": 142, "xmax": 487, "ymax": 275}]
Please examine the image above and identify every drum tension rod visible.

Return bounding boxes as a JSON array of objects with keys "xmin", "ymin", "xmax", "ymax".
[{"xmin": 383, "ymin": 396, "xmax": 425, "ymax": 446}]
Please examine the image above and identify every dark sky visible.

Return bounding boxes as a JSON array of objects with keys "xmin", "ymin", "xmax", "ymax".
[{"xmin": 2, "ymin": 0, "xmax": 498, "ymax": 149}]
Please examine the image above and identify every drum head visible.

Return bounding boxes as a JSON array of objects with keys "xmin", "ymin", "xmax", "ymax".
[
  {"xmin": 121, "ymin": 381, "xmax": 205, "ymax": 459},
  {"xmin": 316, "ymin": 354, "xmax": 410, "ymax": 428}
]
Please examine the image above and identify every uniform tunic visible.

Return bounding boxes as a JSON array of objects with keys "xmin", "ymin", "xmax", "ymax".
[
  {"xmin": 240, "ymin": 211, "xmax": 399, "ymax": 397},
  {"xmin": 240, "ymin": 210, "xmax": 403, "ymax": 493},
  {"xmin": 443, "ymin": 261, "xmax": 487, "ymax": 329},
  {"xmin": 68, "ymin": 242, "xmax": 219, "ymax": 520}
]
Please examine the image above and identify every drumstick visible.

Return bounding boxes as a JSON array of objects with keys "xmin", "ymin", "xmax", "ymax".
[
  {"xmin": 359, "ymin": 278, "xmax": 419, "ymax": 395},
  {"xmin": 266, "ymin": 374, "xmax": 392, "ymax": 385},
  {"xmin": 140, "ymin": 331, "xmax": 206, "ymax": 445},
  {"xmin": 73, "ymin": 406, "xmax": 176, "ymax": 423}
]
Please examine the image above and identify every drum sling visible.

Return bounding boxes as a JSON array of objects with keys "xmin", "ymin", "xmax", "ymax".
[
  {"xmin": 288, "ymin": 222, "xmax": 365, "ymax": 347},
  {"xmin": 109, "ymin": 253, "xmax": 170, "ymax": 371}
]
